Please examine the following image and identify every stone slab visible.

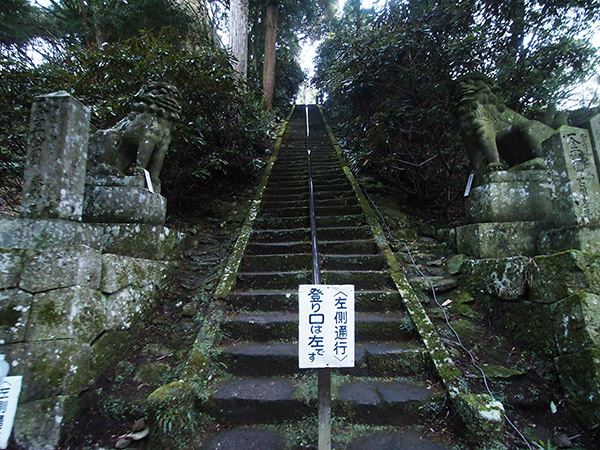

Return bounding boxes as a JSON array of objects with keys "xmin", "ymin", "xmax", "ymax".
[
  {"xmin": 83, "ymin": 185, "xmax": 166, "ymax": 224},
  {"xmin": 200, "ymin": 429, "xmax": 285, "ymax": 450},
  {"xmin": 538, "ymin": 225, "xmax": 600, "ymax": 255},
  {"xmin": 86, "ymin": 173, "xmax": 161, "ymax": 194},
  {"xmin": 530, "ymin": 251, "xmax": 600, "ymax": 304},
  {"xmin": 13, "ymin": 395, "xmax": 79, "ymax": 450},
  {"xmin": 20, "ymin": 245, "xmax": 102, "ymax": 293},
  {"xmin": 0, "ymin": 289, "xmax": 33, "ymax": 344},
  {"xmin": 0, "ymin": 248, "xmax": 24, "ymax": 289},
  {"xmin": 100, "ymin": 253, "xmax": 172, "ymax": 294},
  {"xmin": 1, "ymin": 340, "xmax": 93, "ymax": 402},
  {"xmin": 552, "ymin": 293, "xmax": 600, "ymax": 354},
  {"xmin": 544, "ymin": 126, "xmax": 600, "ymax": 226},
  {"xmin": 21, "ymin": 92, "xmax": 90, "ymax": 221},
  {"xmin": 0, "ymin": 218, "xmax": 102, "ymax": 251},
  {"xmin": 347, "ymin": 430, "xmax": 452, "ymax": 450},
  {"xmin": 26, "ymin": 286, "xmax": 105, "ymax": 342},
  {"xmin": 456, "ymin": 222, "xmax": 539, "ymax": 258},
  {"xmin": 555, "ymin": 348, "xmax": 600, "ymax": 430},
  {"xmin": 462, "ymin": 256, "xmax": 529, "ymax": 300},
  {"xmin": 105, "ymin": 283, "xmax": 157, "ymax": 330},
  {"xmin": 98, "ymin": 223, "xmax": 182, "ymax": 260},
  {"xmin": 465, "ymin": 170, "xmax": 554, "ymax": 223}
]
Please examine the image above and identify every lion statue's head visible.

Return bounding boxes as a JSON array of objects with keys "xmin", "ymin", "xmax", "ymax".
[{"xmin": 131, "ymin": 81, "xmax": 181, "ymax": 122}]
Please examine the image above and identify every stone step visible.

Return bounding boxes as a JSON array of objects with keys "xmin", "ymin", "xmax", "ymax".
[
  {"xmin": 240, "ymin": 254, "xmax": 384, "ymax": 272},
  {"xmin": 253, "ymin": 215, "xmax": 366, "ymax": 230},
  {"xmin": 200, "ymin": 427, "xmax": 453, "ymax": 450},
  {"xmin": 203, "ymin": 376, "xmax": 442, "ymax": 426},
  {"xmin": 229, "ymin": 290, "xmax": 403, "ymax": 312},
  {"xmin": 218, "ymin": 341, "xmax": 430, "ymax": 377},
  {"xmin": 235, "ymin": 270, "xmax": 395, "ymax": 291},
  {"xmin": 246, "ymin": 242, "xmax": 311, "ymax": 255},
  {"xmin": 250, "ymin": 226, "xmax": 373, "ymax": 244},
  {"xmin": 319, "ymin": 240, "xmax": 378, "ymax": 255},
  {"xmin": 221, "ymin": 311, "xmax": 416, "ymax": 342}
]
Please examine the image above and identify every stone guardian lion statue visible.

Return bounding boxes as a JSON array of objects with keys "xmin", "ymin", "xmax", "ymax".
[
  {"xmin": 453, "ymin": 72, "xmax": 554, "ymax": 174},
  {"xmin": 87, "ymin": 82, "xmax": 181, "ymax": 183}
]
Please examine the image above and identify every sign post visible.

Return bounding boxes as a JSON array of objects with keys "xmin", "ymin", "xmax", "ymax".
[{"xmin": 299, "ymin": 284, "xmax": 355, "ymax": 449}]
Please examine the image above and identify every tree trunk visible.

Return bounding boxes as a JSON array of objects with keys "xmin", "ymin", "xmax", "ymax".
[
  {"xmin": 262, "ymin": 1, "xmax": 278, "ymax": 112},
  {"xmin": 229, "ymin": 0, "xmax": 249, "ymax": 78}
]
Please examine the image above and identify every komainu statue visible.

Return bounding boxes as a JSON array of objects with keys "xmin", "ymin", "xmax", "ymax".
[
  {"xmin": 88, "ymin": 82, "xmax": 181, "ymax": 183},
  {"xmin": 453, "ymin": 72, "xmax": 554, "ymax": 174}
]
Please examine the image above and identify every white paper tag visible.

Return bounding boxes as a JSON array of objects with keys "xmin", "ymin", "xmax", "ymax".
[
  {"xmin": 143, "ymin": 169, "xmax": 154, "ymax": 194},
  {"xmin": 464, "ymin": 173, "xmax": 475, "ymax": 197},
  {"xmin": 0, "ymin": 376, "xmax": 22, "ymax": 449}
]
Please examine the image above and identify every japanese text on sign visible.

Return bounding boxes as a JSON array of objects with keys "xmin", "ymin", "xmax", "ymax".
[{"xmin": 298, "ymin": 285, "xmax": 355, "ymax": 369}]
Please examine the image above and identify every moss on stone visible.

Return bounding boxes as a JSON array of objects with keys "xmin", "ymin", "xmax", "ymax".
[
  {"xmin": 37, "ymin": 300, "xmax": 61, "ymax": 326},
  {"xmin": 555, "ymin": 347, "xmax": 600, "ymax": 430}
]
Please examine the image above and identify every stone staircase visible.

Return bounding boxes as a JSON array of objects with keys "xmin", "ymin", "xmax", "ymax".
[{"xmin": 198, "ymin": 106, "xmax": 456, "ymax": 449}]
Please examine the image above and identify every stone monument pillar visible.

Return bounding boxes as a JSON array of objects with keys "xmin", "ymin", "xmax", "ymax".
[
  {"xmin": 538, "ymin": 126, "xmax": 600, "ymax": 254},
  {"xmin": 21, "ymin": 92, "xmax": 90, "ymax": 221}
]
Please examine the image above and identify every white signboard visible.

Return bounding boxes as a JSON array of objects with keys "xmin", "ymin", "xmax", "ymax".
[
  {"xmin": 0, "ymin": 376, "xmax": 22, "ymax": 449},
  {"xmin": 298, "ymin": 285, "xmax": 355, "ymax": 369}
]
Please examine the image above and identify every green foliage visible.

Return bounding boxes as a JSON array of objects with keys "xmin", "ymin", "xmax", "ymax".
[
  {"xmin": 0, "ymin": 29, "xmax": 271, "ymax": 213},
  {"xmin": 0, "ymin": 0, "xmax": 39, "ymax": 49},
  {"xmin": 43, "ymin": 0, "xmax": 194, "ymax": 47},
  {"xmin": 314, "ymin": 0, "xmax": 599, "ymax": 215}
]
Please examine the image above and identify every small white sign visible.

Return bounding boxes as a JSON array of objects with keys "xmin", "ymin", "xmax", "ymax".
[
  {"xmin": 299, "ymin": 285, "xmax": 355, "ymax": 369},
  {"xmin": 0, "ymin": 376, "xmax": 22, "ymax": 449},
  {"xmin": 142, "ymin": 169, "xmax": 155, "ymax": 194},
  {"xmin": 464, "ymin": 172, "xmax": 475, "ymax": 197}
]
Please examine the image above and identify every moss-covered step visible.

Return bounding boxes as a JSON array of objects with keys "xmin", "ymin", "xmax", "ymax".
[
  {"xmin": 228, "ymin": 290, "xmax": 403, "ymax": 312},
  {"xmin": 246, "ymin": 241, "xmax": 311, "ymax": 255},
  {"xmin": 321, "ymin": 255, "xmax": 386, "ymax": 271},
  {"xmin": 203, "ymin": 377, "xmax": 314, "ymax": 425},
  {"xmin": 320, "ymin": 270, "xmax": 397, "ymax": 290},
  {"xmin": 253, "ymin": 216, "xmax": 311, "ymax": 230},
  {"xmin": 240, "ymin": 254, "xmax": 313, "ymax": 272},
  {"xmin": 203, "ymin": 376, "xmax": 444, "ymax": 427},
  {"xmin": 263, "ymin": 186, "xmax": 309, "ymax": 196},
  {"xmin": 218, "ymin": 341, "xmax": 429, "ymax": 377},
  {"xmin": 250, "ymin": 228, "xmax": 311, "ymax": 243},
  {"xmin": 319, "ymin": 240, "xmax": 378, "ymax": 255},
  {"xmin": 221, "ymin": 311, "xmax": 417, "ymax": 342},
  {"xmin": 313, "ymin": 197, "xmax": 360, "ymax": 208},
  {"xmin": 234, "ymin": 271, "xmax": 313, "ymax": 290},
  {"xmin": 260, "ymin": 199, "xmax": 310, "ymax": 209},
  {"xmin": 318, "ymin": 215, "xmax": 367, "ymax": 228},
  {"xmin": 260, "ymin": 205, "xmax": 310, "ymax": 218},
  {"xmin": 333, "ymin": 378, "xmax": 444, "ymax": 425},
  {"xmin": 314, "ymin": 205, "xmax": 363, "ymax": 216},
  {"xmin": 316, "ymin": 226, "xmax": 373, "ymax": 241},
  {"xmin": 236, "ymin": 270, "xmax": 396, "ymax": 291}
]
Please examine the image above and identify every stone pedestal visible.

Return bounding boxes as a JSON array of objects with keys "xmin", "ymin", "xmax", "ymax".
[
  {"xmin": 84, "ymin": 174, "xmax": 166, "ymax": 225},
  {"xmin": 465, "ymin": 171, "xmax": 553, "ymax": 223},
  {"xmin": 457, "ymin": 170, "xmax": 552, "ymax": 258},
  {"xmin": 21, "ymin": 92, "xmax": 90, "ymax": 221},
  {"xmin": 456, "ymin": 222, "xmax": 539, "ymax": 258}
]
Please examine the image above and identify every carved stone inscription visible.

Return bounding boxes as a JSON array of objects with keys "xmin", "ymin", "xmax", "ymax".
[
  {"xmin": 544, "ymin": 127, "xmax": 600, "ymax": 226},
  {"xmin": 21, "ymin": 92, "xmax": 90, "ymax": 221}
]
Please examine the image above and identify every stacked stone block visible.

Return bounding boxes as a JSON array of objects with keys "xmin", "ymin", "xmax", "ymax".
[{"xmin": 0, "ymin": 92, "xmax": 181, "ymax": 448}]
